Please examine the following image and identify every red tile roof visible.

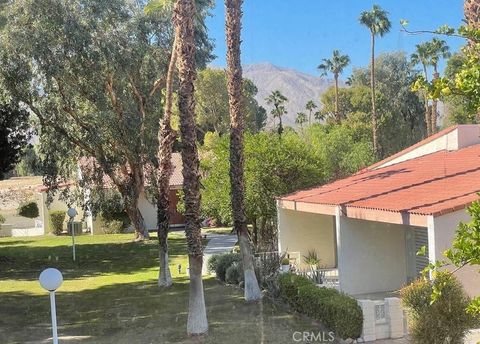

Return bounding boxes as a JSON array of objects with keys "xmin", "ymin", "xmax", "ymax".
[
  {"xmin": 281, "ymin": 143, "xmax": 480, "ymax": 216},
  {"xmin": 38, "ymin": 152, "xmax": 183, "ymax": 192}
]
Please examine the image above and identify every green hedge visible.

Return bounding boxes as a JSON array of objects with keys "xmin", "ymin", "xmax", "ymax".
[
  {"xmin": 401, "ymin": 272, "xmax": 477, "ymax": 344},
  {"xmin": 49, "ymin": 210, "xmax": 65, "ymax": 235},
  {"xmin": 279, "ymin": 273, "xmax": 363, "ymax": 340},
  {"xmin": 18, "ymin": 201, "xmax": 39, "ymax": 218}
]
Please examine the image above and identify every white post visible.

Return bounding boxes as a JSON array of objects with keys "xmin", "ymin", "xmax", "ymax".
[
  {"xmin": 71, "ymin": 219, "xmax": 76, "ymax": 262},
  {"xmin": 49, "ymin": 291, "xmax": 59, "ymax": 344}
]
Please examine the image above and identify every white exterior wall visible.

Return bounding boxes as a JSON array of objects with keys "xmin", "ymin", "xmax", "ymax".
[
  {"xmin": 336, "ymin": 213, "xmax": 407, "ymax": 296},
  {"xmin": 278, "ymin": 208, "xmax": 336, "ymax": 268},
  {"xmin": 430, "ymin": 210, "xmax": 480, "ymax": 297}
]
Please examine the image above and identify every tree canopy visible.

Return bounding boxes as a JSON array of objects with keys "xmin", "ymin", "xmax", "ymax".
[{"xmin": 0, "ymin": 102, "xmax": 31, "ymax": 179}]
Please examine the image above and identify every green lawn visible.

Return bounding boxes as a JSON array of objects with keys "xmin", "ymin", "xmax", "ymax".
[{"xmin": 0, "ymin": 233, "xmax": 331, "ymax": 343}]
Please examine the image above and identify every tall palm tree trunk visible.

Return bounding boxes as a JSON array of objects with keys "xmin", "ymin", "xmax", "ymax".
[
  {"xmin": 334, "ymin": 73, "xmax": 340, "ymax": 123},
  {"xmin": 431, "ymin": 70, "xmax": 439, "ymax": 134},
  {"xmin": 422, "ymin": 64, "xmax": 431, "ymax": 136},
  {"xmin": 225, "ymin": 0, "xmax": 262, "ymax": 302},
  {"xmin": 157, "ymin": 32, "xmax": 178, "ymax": 288},
  {"xmin": 174, "ymin": 0, "xmax": 208, "ymax": 335},
  {"xmin": 370, "ymin": 32, "xmax": 378, "ymax": 156}
]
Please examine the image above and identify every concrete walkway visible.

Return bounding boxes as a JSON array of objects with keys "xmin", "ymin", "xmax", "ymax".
[{"xmin": 202, "ymin": 233, "xmax": 237, "ymax": 275}]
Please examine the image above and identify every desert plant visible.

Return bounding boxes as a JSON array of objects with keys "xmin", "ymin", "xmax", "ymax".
[
  {"xmin": 279, "ymin": 273, "xmax": 363, "ymax": 339},
  {"xmin": 0, "ymin": 214, "xmax": 5, "ymax": 224},
  {"xmin": 401, "ymin": 272, "xmax": 477, "ymax": 344},
  {"xmin": 49, "ymin": 210, "xmax": 65, "ymax": 235},
  {"xmin": 18, "ymin": 201, "xmax": 39, "ymax": 218},
  {"xmin": 303, "ymin": 250, "xmax": 320, "ymax": 268},
  {"xmin": 281, "ymin": 257, "xmax": 290, "ymax": 265}
]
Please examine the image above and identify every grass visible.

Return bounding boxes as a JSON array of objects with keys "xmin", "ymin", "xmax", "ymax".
[{"xmin": 0, "ymin": 233, "xmax": 332, "ymax": 343}]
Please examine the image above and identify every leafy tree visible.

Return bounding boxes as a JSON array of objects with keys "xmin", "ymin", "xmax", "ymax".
[
  {"xmin": 14, "ymin": 145, "xmax": 42, "ymax": 176},
  {"xmin": 305, "ymin": 100, "xmax": 318, "ymax": 125},
  {"xmin": 174, "ymin": 0, "xmax": 208, "ymax": 334},
  {"xmin": 317, "ymin": 50, "xmax": 350, "ymax": 123},
  {"xmin": 0, "ymin": 102, "xmax": 31, "ymax": 180},
  {"xmin": 225, "ymin": 0, "xmax": 261, "ymax": 302},
  {"xmin": 0, "ymin": 0, "xmax": 213, "ymax": 240},
  {"xmin": 195, "ymin": 69, "xmax": 265, "ymax": 139},
  {"xmin": 348, "ymin": 52, "xmax": 425, "ymax": 158},
  {"xmin": 359, "ymin": 4, "xmax": 391, "ymax": 157},
  {"xmin": 266, "ymin": 90, "xmax": 288, "ymax": 136},
  {"xmin": 201, "ymin": 131, "xmax": 324, "ymax": 251}
]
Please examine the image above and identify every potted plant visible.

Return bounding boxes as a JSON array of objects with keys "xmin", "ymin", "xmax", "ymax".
[{"xmin": 281, "ymin": 257, "xmax": 290, "ymax": 272}]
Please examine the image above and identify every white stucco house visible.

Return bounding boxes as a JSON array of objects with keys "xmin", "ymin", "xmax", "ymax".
[
  {"xmin": 37, "ymin": 153, "xmax": 185, "ymax": 234},
  {"xmin": 277, "ymin": 125, "xmax": 480, "ymax": 299}
]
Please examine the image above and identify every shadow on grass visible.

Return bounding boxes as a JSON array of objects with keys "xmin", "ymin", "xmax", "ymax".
[
  {"xmin": 0, "ymin": 236, "xmax": 188, "ymax": 281},
  {"xmin": 0, "ymin": 278, "xmax": 333, "ymax": 344}
]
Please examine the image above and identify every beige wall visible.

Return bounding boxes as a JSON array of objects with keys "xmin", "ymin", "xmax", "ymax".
[
  {"xmin": 336, "ymin": 214, "xmax": 407, "ymax": 296},
  {"xmin": 278, "ymin": 208, "xmax": 336, "ymax": 268},
  {"xmin": 430, "ymin": 210, "xmax": 480, "ymax": 297},
  {"xmin": 39, "ymin": 192, "xmax": 87, "ymax": 234}
]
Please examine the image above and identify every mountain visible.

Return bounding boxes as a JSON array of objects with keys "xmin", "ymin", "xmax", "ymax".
[{"xmin": 243, "ymin": 63, "xmax": 336, "ymax": 128}]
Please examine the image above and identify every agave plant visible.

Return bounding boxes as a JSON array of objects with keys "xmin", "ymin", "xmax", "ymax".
[{"xmin": 303, "ymin": 250, "xmax": 321, "ymax": 269}]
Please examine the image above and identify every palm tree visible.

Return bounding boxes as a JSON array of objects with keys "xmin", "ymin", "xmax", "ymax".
[
  {"xmin": 411, "ymin": 42, "xmax": 433, "ymax": 136},
  {"xmin": 314, "ymin": 110, "xmax": 324, "ymax": 123},
  {"xmin": 317, "ymin": 50, "xmax": 350, "ymax": 123},
  {"xmin": 145, "ymin": 0, "xmax": 177, "ymax": 288},
  {"xmin": 305, "ymin": 100, "xmax": 317, "ymax": 125},
  {"xmin": 266, "ymin": 90, "xmax": 288, "ymax": 136},
  {"xmin": 429, "ymin": 38, "xmax": 450, "ymax": 134},
  {"xmin": 174, "ymin": 0, "xmax": 208, "ymax": 335},
  {"xmin": 295, "ymin": 112, "xmax": 307, "ymax": 130},
  {"xmin": 225, "ymin": 0, "xmax": 262, "ymax": 302},
  {"xmin": 359, "ymin": 4, "xmax": 391, "ymax": 157}
]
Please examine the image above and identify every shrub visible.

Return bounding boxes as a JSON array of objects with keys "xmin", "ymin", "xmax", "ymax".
[
  {"xmin": 101, "ymin": 219, "xmax": 125, "ymax": 234},
  {"xmin": 18, "ymin": 201, "xmax": 39, "ymax": 218},
  {"xmin": 0, "ymin": 214, "xmax": 5, "ymax": 224},
  {"xmin": 214, "ymin": 252, "xmax": 241, "ymax": 282},
  {"xmin": 279, "ymin": 273, "xmax": 363, "ymax": 339},
  {"xmin": 207, "ymin": 254, "xmax": 221, "ymax": 273},
  {"xmin": 401, "ymin": 272, "xmax": 477, "ymax": 344},
  {"xmin": 49, "ymin": 211, "xmax": 65, "ymax": 235},
  {"xmin": 225, "ymin": 262, "xmax": 244, "ymax": 285}
]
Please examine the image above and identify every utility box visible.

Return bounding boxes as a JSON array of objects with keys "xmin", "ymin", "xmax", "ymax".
[{"xmin": 68, "ymin": 221, "xmax": 83, "ymax": 235}]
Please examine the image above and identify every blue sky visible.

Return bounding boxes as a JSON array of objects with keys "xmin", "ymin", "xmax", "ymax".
[{"xmin": 206, "ymin": 0, "xmax": 465, "ymax": 77}]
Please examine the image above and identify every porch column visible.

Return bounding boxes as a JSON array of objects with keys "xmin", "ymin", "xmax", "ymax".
[{"xmin": 335, "ymin": 205, "xmax": 346, "ymax": 293}]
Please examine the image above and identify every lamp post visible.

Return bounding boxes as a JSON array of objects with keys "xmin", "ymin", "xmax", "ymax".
[
  {"xmin": 67, "ymin": 208, "xmax": 77, "ymax": 261},
  {"xmin": 39, "ymin": 268, "xmax": 63, "ymax": 344}
]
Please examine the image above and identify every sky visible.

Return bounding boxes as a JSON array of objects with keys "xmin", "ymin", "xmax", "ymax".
[{"xmin": 206, "ymin": 0, "xmax": 465, "ymax": 77}]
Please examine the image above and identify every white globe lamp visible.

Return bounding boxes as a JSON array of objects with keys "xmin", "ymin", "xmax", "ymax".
[
  {"xmin": 39, "ymin": 268, "xmax": 63, "ymax": 344},
  {"xmin": 39, "ymin": 268, "xmax": 63, "ymax": 292}
]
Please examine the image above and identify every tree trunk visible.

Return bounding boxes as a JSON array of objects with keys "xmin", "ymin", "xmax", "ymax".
[
  {"xmin": 422, "ymin": 64, "xmax": 431, "ymax": 136},
  {"xmin": 225, "ymin": 0, "xmax": 262, "ymax": 302},
  {"xmin": 156, "ymin": 30, "xmax": 179, "ymax": 288},
  {"xmin": 370, "ymin": 32, "xmax": 378, "ymax": 157},
  {"xmin": 174, "ymin": 0, "xmax": 208, "ymax": 335},
  {"xmin": 431, "ymin": 70, "xmax": 439, "ymax": 134},
  {"xmin": 334, "ymin": 74, "xmax": 340, "ymax": 123},
  {"xmin": 125, "ymin": 202, "xmax": 149, "ymax": 241}
]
